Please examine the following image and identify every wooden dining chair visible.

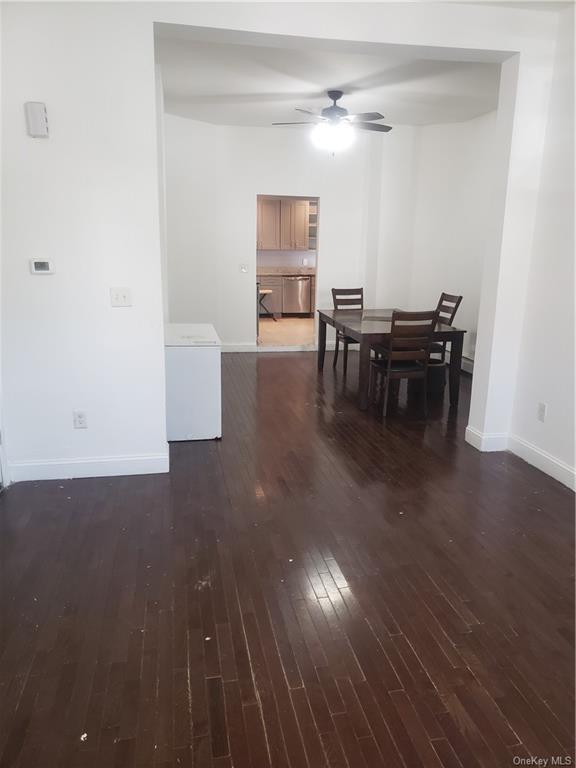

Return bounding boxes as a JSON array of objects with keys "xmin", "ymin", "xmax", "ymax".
[
  {"xmin": 370, "ymin": 309, "xmax": 438, "ymax": 418},
  {"xmin": 431, "ymin": 292, "xmax": 462, "ymax": 361},
  {"xmin": 331, "ymin": 287, "xmax": 363, "ymax": 374}
]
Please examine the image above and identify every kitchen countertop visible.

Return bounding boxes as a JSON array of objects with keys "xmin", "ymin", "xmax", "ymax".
[{"xmin": 256, "ymin": 266, "xmax": 316, "ymax": 277}]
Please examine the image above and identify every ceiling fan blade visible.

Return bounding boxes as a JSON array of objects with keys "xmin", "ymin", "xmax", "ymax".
[
  {"xmin": 356, "ymin": 122, "xmax": 393, "ymax": 132},
  {"xmin": 272, "ymin": 121, "xmax": 317, "ymax": 125},
  {"xmin": 348, "ymin": 112, "xmax": 385, "ymax": 122},
  {"xmin": 295, "ymin": 107, "xmax": 318, "ymax": 116}
]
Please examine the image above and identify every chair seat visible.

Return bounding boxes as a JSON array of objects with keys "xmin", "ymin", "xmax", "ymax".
[
  {"xmin": 373, "ymin": 344, "xmax": 436, "ymax": 360},
  {"xmin": 371, "ymin": 359, "xmax": 424, "ymax": 374},
  {"xmin": 375, "ymin": 340, "xmax": 447, "ymax": 355}
]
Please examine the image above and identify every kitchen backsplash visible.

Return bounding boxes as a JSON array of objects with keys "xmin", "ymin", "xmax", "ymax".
[{"xmin": 257, "ymin": 250, "xmax": 317, "ymax": 268}]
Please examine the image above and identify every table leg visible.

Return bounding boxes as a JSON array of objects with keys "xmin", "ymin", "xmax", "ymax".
[
  {"xmin": 358, "ymin": 339, "xmax": 372, "ymax": 410},
  {"xmin": 449, "ymin": 333, "xmax": 464, "ymax": 406},
  {"xmin": 318, "ymin": 317, "xmax": 327, "ymax": 370}
]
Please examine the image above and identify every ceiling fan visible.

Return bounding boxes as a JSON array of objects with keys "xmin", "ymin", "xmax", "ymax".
[{"xmin": 273, "ymin": 89, "xmax": 393, "ymax": 134}]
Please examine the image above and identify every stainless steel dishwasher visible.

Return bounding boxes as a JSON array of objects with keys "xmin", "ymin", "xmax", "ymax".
[{"xmin": 282, "ymin": 276, "xmax": 311, "ymax": 314}]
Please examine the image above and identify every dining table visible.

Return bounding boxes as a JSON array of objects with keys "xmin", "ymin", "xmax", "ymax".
[{"xmin": 317, "ymin": 308, "xmax": 466, "ymax": 411}]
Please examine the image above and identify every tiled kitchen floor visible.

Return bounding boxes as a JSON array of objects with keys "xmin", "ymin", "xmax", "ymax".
[{"xmin": 258, "ymin": 316, "xmax": 316, "ymax": 347}]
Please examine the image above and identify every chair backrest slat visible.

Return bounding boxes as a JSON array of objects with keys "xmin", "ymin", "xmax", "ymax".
[
  {"xmin": 332, "ymin": 288, "xmax": 364, "ymax": 310},
  {"xmin": 333, "ymin": 297, "xmax": 364, "ymax": 306},
  {"xmin": 387, "ymin": 310, "xmax": 438, "ymax": 363},
  {"xmin": 436, "ymin": 292, "xmax": 462, "ymax": 325}
]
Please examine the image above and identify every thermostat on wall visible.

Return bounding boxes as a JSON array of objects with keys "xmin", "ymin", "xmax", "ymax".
[{"xmin": 29, "ymin": 259, "xmax": 55, "ymax": 274}]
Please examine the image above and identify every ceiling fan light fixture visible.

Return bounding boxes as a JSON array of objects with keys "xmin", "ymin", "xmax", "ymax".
[{"xmin": 311, "ymin": 121, "xmax": 355, "ymax": 153}]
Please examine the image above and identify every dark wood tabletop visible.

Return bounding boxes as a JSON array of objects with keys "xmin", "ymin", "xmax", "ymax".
[{"xmin": 317, "ymin": 308, "xmax": 466, "ymax": 410}]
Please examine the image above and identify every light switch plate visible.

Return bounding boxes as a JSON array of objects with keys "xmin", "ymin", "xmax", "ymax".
[
  {"xmin": 239, "ymin": 264, "xmax": 249, "ymax": 273},
  {"xmin": 110, "ymin": 287, "xmax": 132, "ymax": 307}
]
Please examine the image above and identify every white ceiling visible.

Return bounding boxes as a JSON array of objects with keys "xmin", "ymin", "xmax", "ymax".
[{"xmin": 155, "ymin": 28, "xmax": 501, "ymax": 127}]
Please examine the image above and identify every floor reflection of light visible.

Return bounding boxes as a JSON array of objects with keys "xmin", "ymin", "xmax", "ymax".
[
  {"xmin": 306, "ymin": 585, "xmax": 317, "ymax": 601},
  {"xmin": 254, "ymin": 482, "xmax": 265, "ymax": 501},
  {"xmin": 330, "ymin": 593, "xmax": 345, "ymax": 611}
]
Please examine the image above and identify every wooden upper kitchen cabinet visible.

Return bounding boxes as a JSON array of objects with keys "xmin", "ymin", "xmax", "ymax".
[
  {"xmin": 281, "ymin": 199, "xmax": 309, "ymax": 250},
  {"xmin": 257, "ymin": 198, "xmax": 281, "ymax": 250},
  {"xmin": 257, "ymin": 197, "xmax": 310, "ymax": 251}
]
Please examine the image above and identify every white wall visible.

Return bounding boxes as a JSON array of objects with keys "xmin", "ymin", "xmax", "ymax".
[
  {"xmin": 374, "ymin": 128, "xmax": 419, "ymax": 308},
  {"xmin": 2, "ymin": 2, "xmax": 569, "ymax": 487},
  {"xmin": 408, "ymin": 113, "xmax": 496, "ymax": 360},
  {"xmin": 165, "ymin": 113, "xmax": 417, "ymax": 346},
  {"xmin": 164, "ymin": 105, "xmax": 494, "ymax": 363},
  {"xmin": 165, "ymin": 117, "xmax": 225, "ymax": 335},
  {"xmin": 0, "ymin": 6, "xmax": 6, "ymax": 486},
  {"xmin": 155, "ymin": 62, "xmax": 169, "ymax": 323},
  {"xmin": 2, "ymin": 4, "xmax": 168, "ymax": 481},
  {"xmin": 508, "ymin": 5, "xmax": 574, "ymax": 486}
]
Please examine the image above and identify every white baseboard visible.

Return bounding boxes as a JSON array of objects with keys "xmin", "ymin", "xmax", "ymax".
[
  {"xmin": 226, "ymin": 342, "xmax": 346, "ymax": 353},
  {"xmin": 8, "ymin": 451, "xmax": 170, "ymax": 483},
  {"xmin": 255, "ymin": 342, "xmax": 344, "ymax": 353},
  {"xmin": 461, "ymin": 356, "xmax": 474, "ymax": 375},
  {"xmin": 224, "ymin": 343, "xmax": 472, "ymax": 361},
  {"xmin": 222, "ymin": 343, "xmax": 258, "ymax": 352},
  {"xmin": 257, "ymin": 345, "xmax": 317, "ymax": 353},
  {"xmin": 465, "ymin": 426, "xmax": 508, "ymax": 451},
  {"xmin": 465, "ymin": 427, "xmax": 575, "ymax": 490},
  {"xmin": 445, "ymin": 349, "xmax": 474, "ymax": 374},
  {"xmin": 223, "ymin": 342, "xmax": 337, "ymax": 353},
  {"xmin": 507, "ymin": 435, "xmax": 575, "ymax": 491}
]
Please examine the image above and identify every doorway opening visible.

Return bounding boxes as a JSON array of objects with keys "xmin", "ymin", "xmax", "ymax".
[{"xmin": 256, "ymin": 195, "xmax": 318, "ymax": 349}]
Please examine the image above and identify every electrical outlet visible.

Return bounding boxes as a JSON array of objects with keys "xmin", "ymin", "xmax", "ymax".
[
  {"xmin": 537, "ymin": 402, "xmax": 547, "ymax": 423},
  {"xmin": 302, "ymin": 257, "xmax": 308, "ymax": 266},
  {"xmin": 73, "ymin": 411, "xmax": 88, "ymax": 429},
  {"xmin": 110, "ymin": 287, "xmax": 132, "ymax": 307},
  {"xmin": 239, "ymin": 264, "xmax": 249, "ymax": 274}
]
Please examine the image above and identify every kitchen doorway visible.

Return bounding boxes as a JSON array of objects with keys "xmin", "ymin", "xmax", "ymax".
[{"xmin": 256, "ymin": 195, "xmax": 318, "ymax": 349}]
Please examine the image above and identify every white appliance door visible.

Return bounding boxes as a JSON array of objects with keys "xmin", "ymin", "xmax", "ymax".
[{"xmin": 165, "ymin": 345, "xmax": 222, "ymax": 441}]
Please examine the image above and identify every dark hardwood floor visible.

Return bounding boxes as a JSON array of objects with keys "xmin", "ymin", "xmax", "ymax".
[{"xmin": 0, "ymin": 352, "xmax": 574, "ymax": 768}]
